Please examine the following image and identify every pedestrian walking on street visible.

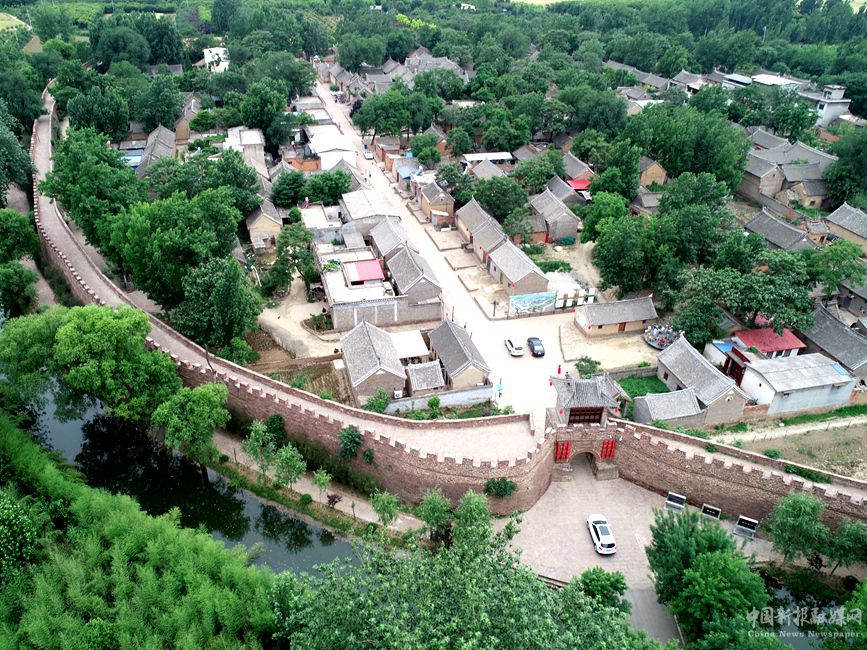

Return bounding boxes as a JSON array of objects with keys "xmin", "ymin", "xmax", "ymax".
[{"xmin": 557, "ymin": 364, "xmax": 561, "ymax": 375}]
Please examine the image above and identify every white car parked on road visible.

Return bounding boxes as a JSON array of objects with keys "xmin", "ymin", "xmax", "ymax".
[
  {"xmin": 504, "ymin": 339, "xmax": 524, "ymax": 357},
  {"xmin": 587, "ymin": 514, "xmax": 617, "ymax": 555}
]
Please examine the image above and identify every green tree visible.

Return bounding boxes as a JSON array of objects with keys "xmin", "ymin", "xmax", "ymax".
[
  {"xmin": 827, "ymin": 520, "xmax": 867, "ymax": 575},
  {"xmin": 571, "ymin": 128, "xmax": 609, "ymax": 169},
  {"xmin": 0, "ymin": 209, "xmax": 38, "ymax": 263},
  {"xmin": 0, "ymin": 307, "xmax": 68, "ymax": 408},
  {"xmin": 53, "ymin": 305, "xmax": 182, "ymax": 422},
  {"xmin": 646, "ymin": 508, "xmax": 738, "ymax": 606},
  {"xmin": 242, "ymin": 420, "xmax": 280, "ymax": 484},
  {"xmin": 211, "ymin": 0, "xmax": 239, "ymax": 33},
  {"xmin": 300, "ymin": 171, "xmax": 352, "ymax": 206},
  {"xmin": 312, "ymin": 468, "xmax": 331, "ymax": 503},
  {"xmin": 602, "ymin": 139, "xmax": 641, "ymax": 198},
  {"xmin": 337, "ymin": 426, "xmax": 363, "ymax": 459},
  {"xmin": 260, "ymin": 223, "xmax": 314, "ymax": 296},
  {"xmin": 503, "ymin": 206, "xmax": 534, "ymax": 244},
  {"xmin": 768, "ymin": 88, "xmax": 816, "ymax": 142},
  {"xmin": 206, "ymin": 149, "xmax": 262, "ymax": 214},
  {"xmin": 804, "ymin": 239, "xmax": 867, "ymax": 297},
  {"xmin": 139, "ymin": 75, "xmax": 182, "ymax": 130},
  {"xmin": 474, "ymin": 176, "xmax": 528, "ymax": 220},
  {"xmin": 113, "ymin": 188, "xmax": 240, "ymax": 308},
  {"xmin": 671, "ymin": 550, "xmax": 769, "ymax": 642},
  {"xmin": 371, "ymin": 490, "xmax": 400, "ymax": 528},
  {"xmin": 765, "ymin": 493, "xmax": 829, "ymax": 564},
  {"xmin": 151, "ymin": 383, "xmax": 229, "ymax": 480},
  {"xmin": 273, "ymin": 444, "xmax": 307, "ymax": 491},
  {"xmin": 825, "ymin": 127, "xmax": 867, "ymax": 207},
  {"xmin": 0, "ymin": 491, "xmax": 37, "ymax": 583},
  {"xmin": 689, "ymin": 86, "xmax": 730, "ymax": 116},
  {"xmin": 241, "ymin": 78, "xmax": 287, "ymax": 146},
  {"xmin": 250, "ymin": 52, "xmax": 315, "ymax": 99},
  {"xmin": 417, "ymin": 488, "xmax": 451, "ymax": 541},
  {"xmin": 93, "ymin": 26, "xmax": 151, "ymax": 71},
  {"xmin": 577, "ymin": 567, "xmax": 630, "ymax": 614},
  {"xmin": 172, "ymin": 258, "xmax": 262, "ymax": 349},
  {"xmin": 510, "ymin": 150, "xmax": 566, "ymax": 193},
  {"xmin": 579, "ymin": 191, "xmax": 628, "ymax": 243},
  {"xmin": 0, "ymin": 262, "xmax": 38, "ymax": 317},
  {"xmin": 338, "ymin": 35, "xmax": 386, "ymax": 72},
  {"xmin": 0, "ymin": 103, "xmax": 31, "ymax": 208},
  {"xmin": 31, "ymin": 5, "xmax": 73, "ymax": 40},
  {"xmin": 481, "ymin": 111, "xmax": 531, "ymax": 152},
  {"xmin": 272, "ymin": 170, "xmax": 306, "ymax": 208},
  {"xmin": 67, "ymin": 86, "xmax": 130, "ymax": 141},
  {"xmin": 446, "ymin": 126, "xmax": 474, "ymax": 157},
  {"xmin": 594, "ymin": 215, "xmax": 649, "ymax": 295},
  {"xmin": 218, "ymin": 336, "xmax": 259, "ymax": 365},
  {"xmin": 352, "ymin": 90, "xmax": 410, "ymax": 145},
  {"xmin": 714, "ymin": 232, "xmax": 767, "ymax": 274},
  {"xmin": 363, "ymin": 389, "xmax": 391, "ymax": 413},
  {"xmin": 436, "ymin": 163, "xmax": 475, "ymax": 204},
  {"xmin": 41, "ymin": 128, "xmax": 145, "ymax": 253},
  {"xmin": 624, "ymin": 103, "xmax": 750, "ymax": 191}
]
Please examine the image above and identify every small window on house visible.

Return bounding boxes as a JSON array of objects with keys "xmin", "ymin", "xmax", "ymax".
[
  {"xmin": 663, "ymin": 372, "xmax": 668, "ymax": 380},
  {"xmin": 597, "ymin": 325, "xmax": 603, "ymax": 329},
  {"xmin": 818, "ymin": 102, "xmax": 826, "ymax": 111},
  {"xmin": 676, "ymin": 385, "xmax": 683, "ymax": 391}
]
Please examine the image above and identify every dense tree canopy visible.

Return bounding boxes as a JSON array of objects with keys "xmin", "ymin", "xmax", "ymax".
[{"xmin": 112, "ymin": 188, "xmax": 240, "ymax": 309}]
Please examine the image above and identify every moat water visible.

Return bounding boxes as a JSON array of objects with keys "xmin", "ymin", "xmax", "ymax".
[{"xmin": 31, "ymin": 396, "xmax": 354, "ymax": 574}]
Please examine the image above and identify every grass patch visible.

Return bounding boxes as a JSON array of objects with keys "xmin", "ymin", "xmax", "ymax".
[
  {"xmin": 394, "ymin": 401, "xmax": 514, "ymax": 420},
  {"xmin": 779, "ymin": 404, "xmax": 867, "ymax": 426},
  {"xmin": 618, "ymin": 375, "xmax": 669, "ymax": 399},
  {"xmin": 35, "ymin": 253, "xmax": 81, "ymax": 307},
  {"xmin": 783, "ymin": 463, "xmax": 832, "ymax": 483}
]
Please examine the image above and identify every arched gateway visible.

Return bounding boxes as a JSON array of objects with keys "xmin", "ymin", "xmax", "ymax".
[{"xmin": 547, "ymin": 375, "xmax": 630, "ymax": 480}]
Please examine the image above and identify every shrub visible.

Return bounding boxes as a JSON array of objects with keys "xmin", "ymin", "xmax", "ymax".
[
  {"xmin": 0, "ymin": 491, "xmax": 37, "ymax": 582},
  {"xmin": 763, "ymin": 449, "xmax": 781, "ymax": 459},
  {"xmin": 338, "ymin": 426, "xmax": 363, "ymax": 459},
  {"xmin": 574, "ymin": 356, "xmax": 601, "ymax": 378},
  {"xmin": 784, "ymin": 464, "xmax": 831, "ymax": 483},
  {"xmin": 292, "ymin": 437, "xmax": 381, "ymax": 496},
  {"xmin": 705, "ymin": 444, "xmax": 717, "ymax": 453},
  {"xmin": 289, "ymin": 371, "xmax": 310, "ymax": 390},
  {"xmin": 217, "ymin": 337, "xmax": 260, "ymax": 365},
  {"xmin": 536, "ymin": 260, "xmax": 573, "ymax": 273},
  {"xmin": 427, "ymin": 396, "xmax": 441, "ymax": 419},
  {"xmin": 522, "ymin": 244, "xmax": 546, "ymax": 255},
  {"xmin": 363, "ymin": 448, "xmax": 375, "ymax": 465},
  {"xmin": 484, "ymin": 478, "xmax": 518, "ymax": 498},
  {"xmin": 299, "ymin": 494, "xmax": 313, "ymax": 506},
  {"xmin": 637, "ymin": 361, "xmax": 651, "ymax": 368},
  {"xmin": 363, "ymin": 389, "xmax": 391, "ymax": 413},
  {"xmin": 318, "ymin": 391, "xmax": 335, "ymax": 401}
]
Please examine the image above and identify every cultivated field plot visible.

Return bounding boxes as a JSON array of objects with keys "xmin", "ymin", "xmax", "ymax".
[
  {"xmin": 0, "ymin": 12, "xmax": 27, "ymax": 30},
  {"xmin": 743, "ymin": 425, "xmax": 867, "ymax": 480}
]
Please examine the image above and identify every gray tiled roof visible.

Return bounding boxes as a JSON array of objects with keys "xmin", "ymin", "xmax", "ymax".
[
  {"xmin": 781, "ymin": 163, "xmax": 823, "ymax": 183},
  {"xmin": 546, "ymin": 175, "xmax": 577, "ymax": 203},
  {"xmin": 631, "ymin": 187, "xmax": 663, "ymax": 213},
  {"xmin": 341, "ymin": 321, "xmax": 405, "ymax": 387},
  {"xmin": 386, "ymin": 245, "xmax": 440, "ymax": 294},
  {"xmin": 512, "ymin": 143, "xmax": 542, "ymax": 162},
  {"xmin": 796, "ymin": 179, "xmax": 828, "ymax": 197},
  {"xmin": 470, "ymin": 159, "xmax": 506, "ymax": 179},
  {"xmin": 633, "ymin": 388, "xmax": 701, "ymax": 423},
  {"xmin": 748, "ymin": 128, "xmax": 788, "ymax": 150},
  {"xmin": 488, "ymin": 241, "xmax": 545, "ymax": 284},
  {"xmin": 753, "ymin": 142, "xmax": 837, "ymax": 172},
  {"xmin": 827, "ymin": 203, "xmax": 867, "ymax": 240},
  {"xmin": 370, "ymin": 217, "xmax": 411, "ymax": 259},
  {"xmin": 672, "ymin": 70, "xmax": 702, "ymax": 86},
  {"xmin": 745, "ymin": 209, "xmax": 812, "ymax": 251},
  {"xmin": 639, "ymin": 156, "xmax": 660, "ymax": 173},
  {"xmin": 800, "ymin": 305, "xmax": 867, "ymax": 372},
  {"xmin": 245, "ymin": 198, "xmax": 282, "ymax": 229},
  {"xmin": 552, "ymin": 376, "xmax": 619, "ymax": 410},
  {"xmin": 745, "ymin": 152, "xmax": 779, "ymax": 178},
  {"xmin": 746, "ymin": 353, "xmax": 853, "ymax": 392},
  {"xmin": 406, "ymin": 360, "xmax": 445, "ymax": 391},
  {"xmin": 563, "ymin": 152, "xmax": 592, "ymax": 180},
  {"xmin": 455, "ymin": 198, "xmax": 493, "ymax": 231},
  {"xmin": 636, "ymin": 71, "xmax": 669, "ymax": 90},
  {"xmin": 473, "ymin": 219, "xmax": 507, "ymax": 252},
  {"xmin": 420, "ymin": 182, "xmax": 453, "ymax": 204},
  {"xmin": 657, "ymin": 335, "xmax": 740, "ymax": 406},
  {"xmin": 575, "ymin": 296, "xmax": 658, "ymax": 326},
  {"xmin": 429, "ymin": 320, "xmax": 490, "ymax": 377},
  {"xmin": 137, "ymin": 125, "xmax": 176, "ymax": 177}
]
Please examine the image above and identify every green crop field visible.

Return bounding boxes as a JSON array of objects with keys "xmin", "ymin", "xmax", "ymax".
[{"xmin": 0, "ymin": 12, "xmax": 27, "ymax": 31}]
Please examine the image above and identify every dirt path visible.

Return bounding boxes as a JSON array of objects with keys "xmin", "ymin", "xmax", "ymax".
[
  {"xmin": 213, "ymin": 430, "xmax": 423, "ymax": 533},
  {"xmin": 714, "ymin": 414, "xmax": 867, "ymax": 445}
]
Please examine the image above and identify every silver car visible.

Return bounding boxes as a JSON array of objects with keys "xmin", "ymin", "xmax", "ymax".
[
  {"xmin": 587, "ymin": 514, "xmax": 617, "ymax": 555},
  {"xmin": 504, "ymin": 339, "xmax": 524, "ymax": 357}
]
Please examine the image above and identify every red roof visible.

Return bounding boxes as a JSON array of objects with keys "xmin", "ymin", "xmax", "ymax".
[
  {"xmin": 733, "ymin": 328, "xmax": 806, "ymax": 354},
  {"xmin": 344, "ymin": 259, "xmax": 385, "ymax": 283},
  {"xmin": 567, "ymin": 179, "xmax": 592, "ymax": 191}
]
